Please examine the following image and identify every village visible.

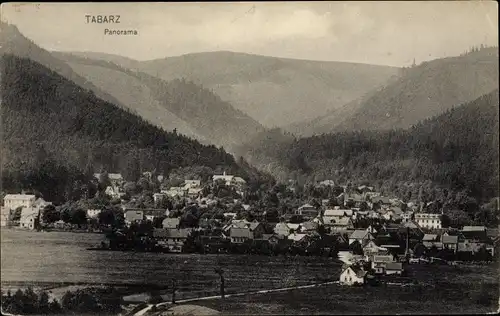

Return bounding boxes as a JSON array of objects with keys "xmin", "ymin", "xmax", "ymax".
[{"xmin": 1, "ymin": 170, "xmax": 499, "ymax": 286}]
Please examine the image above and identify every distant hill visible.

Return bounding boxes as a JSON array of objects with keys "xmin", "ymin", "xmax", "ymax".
[
  {"xmin": 240, "ymin": 90, "xmax": 499, "ymax": 202},
  {"xmin": 289, "ymin": 47, "xmax": 499, "ymax": 135},
  {"xmin": 52, "ymin": 52, "xmax": 266, "ymax": 150},
  {"xmin": 66, "ymin": 51, "xmax": 399, "ymax": 128}
]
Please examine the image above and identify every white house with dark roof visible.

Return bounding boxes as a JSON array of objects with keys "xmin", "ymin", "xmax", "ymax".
[
  {"xmin": 296, "ymin": 203, "xmax": 318, "ymax": 218},
  {"xmin": 339, "ymin": 265, "xmax": 367, "ymax": 285},
  {"xmin": 349, "ymin": 230, "xmax": 374, "ymax": 245}
]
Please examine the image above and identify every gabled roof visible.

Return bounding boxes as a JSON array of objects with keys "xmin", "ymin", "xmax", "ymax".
[
  {"xmin": 299, "ymin": 203, "xmax": 315, "ymax": 210},
  {"xmin": 4, "ymin": 194, "xmax": 36, "ymax": 200},
  {"xmin": 162, "ymin": 217, "xmax": 180, "ymax": 228},
  {"xmin": 288, "ymin": 233, "xmax": 307, "ymax": 242},
  {"xmin": 350, "ymin": 229, "xmax": 370, "ymax": 240},
  {"xmin": 423, "ymin": 234, "xmax": 438, "ymax": 241},
  {"xmin": 153, "ymin": 228, "xmax": 192, "ymax": 238},
  {"xmin": 343, "ymin": 265, "xmax": 368, "ymax": 278},
  {"xmin": 324, "ymin": 209, "xmax": 352, "ymax": 217},
  {"xmin": 441, "ymin": 235, "xmax": 458, "ymax": 244},
  {"xmin": 386, "ymin": 262, "xmax": 403, "ymax": 270},
  {"xmin": 462, "ymin": 226, "xmax": 486, "ymax": 232}
]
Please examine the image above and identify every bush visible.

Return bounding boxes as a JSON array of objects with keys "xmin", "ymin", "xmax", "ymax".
[{"xmin": 1, "ymin": 288, "xmax": 60, "ymax": 314}]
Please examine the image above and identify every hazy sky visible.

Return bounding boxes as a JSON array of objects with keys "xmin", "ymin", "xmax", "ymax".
[{"xmin": 1, "ymin": 1, "xmax": 498, "ymax": 66}]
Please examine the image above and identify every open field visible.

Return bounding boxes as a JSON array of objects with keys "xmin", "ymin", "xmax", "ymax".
[{"xmin": 2, "ymin": 229, "xmax": 498, "ymax": 315}]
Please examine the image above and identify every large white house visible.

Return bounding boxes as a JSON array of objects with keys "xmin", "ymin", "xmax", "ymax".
[
  {"xmin": 414, "ymin": 213, "xmax": 442, "ymax": 229},
  {"xmin": 3, "ymin": 194, "xmax": 36, "ymax": 210}
]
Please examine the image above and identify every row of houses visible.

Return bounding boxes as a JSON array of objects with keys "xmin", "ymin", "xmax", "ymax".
[{"xmin": 1, "ymin": 194, "xmax": 52, "ymax": 229}]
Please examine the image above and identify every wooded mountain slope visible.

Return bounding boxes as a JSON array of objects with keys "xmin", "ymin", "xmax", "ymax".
[
  {"xmin": 241, "ymin": 90, "xmax": 499, "ymax": 202},
  {"xmin": 65, "ymin": 51, "xmax": 399, "ymax": 128},
  {"xmin": 289, "ymin": 47, "xmax": 499, "ymax": 135},
  {"xmin": 1, "ymin": 54, "xmax": 262, "ymax": 202}
]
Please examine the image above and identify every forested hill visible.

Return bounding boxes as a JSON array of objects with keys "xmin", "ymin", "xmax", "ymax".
[
  {"xmin": 51, "ymin": 52, "xmax": 266, "ymax": 150},
  {"xmin": 241, "ymin": 90, "xmax": 499, "ymax": 202},
  {"xmin": 289, "ymin": 46, "xmax": 499, "ymax": 135},
  {"xmin": 1, "ymin": 54, "xmax": 269, "ymax": 202},
  {"xmin": 0, "ymin": 22, "xmax": 127, "ymax": 114}
]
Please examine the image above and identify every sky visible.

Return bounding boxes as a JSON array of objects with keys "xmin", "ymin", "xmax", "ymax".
[{"xmin": 1, "ymin": 1, "xmax": 498, "ymax": 66}]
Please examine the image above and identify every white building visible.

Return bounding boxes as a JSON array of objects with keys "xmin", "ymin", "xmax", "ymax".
[
  {"xmin": 339, "ymin": 265, "xmax": 367, "ymax": 285},
  {"xmin": 87, "ymin": 209, "xmax": 102, "ymax": 219},
  {"xmin": 3, "ymin": 194, "xmax": 36, "ymax": 210},
  {"xmin": 414, "ymin": 213, "xmax": 442, "ymax": 229},
  {"xmin": 20, "ymin": 207, "xmax": 39, "ymax": 230}
]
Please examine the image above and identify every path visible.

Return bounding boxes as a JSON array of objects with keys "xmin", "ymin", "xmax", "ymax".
[{"xmin": 133, "ymin": 281, "xmax": 339, "ymax": 316}]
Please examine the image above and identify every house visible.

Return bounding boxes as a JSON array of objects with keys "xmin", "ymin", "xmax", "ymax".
[
  {"xmin": 1, "ymin": 207, "xmax": 12, "ymax": 227},
  {"xmin": 325, "ymin": 217, "xmax": 354, "ymax": 232},
  {"xmin": 187, "ymin": 187, "xmax": 203, "ymax": 198},
  {"xmin": 414, "ymin": 213, "xmax": 442, "ymax": 230},
  {"xmin": 153, "ymin": 193, "xmax": 166, "ymax": 204},
  {"xmin": 3, "ymin": 194, "xmax": 36, "ymax": 210},
  {"xmin": 229, "ymin": 222, "xmax": 265, "ymax": 243},
  {"xmin": 441, "ymin": 235, "xmax": 459, "ymax": 252},
  {"xmin": 385, "ymin": 262, "xmax": 404, "ymax": 275},
  {"xmin": 344, "ymin": 194, "xmax": 366, "ymax": 208},
  {"xmin": 422, "ymin": 234, "xmax": 441, "ymax": 249},
  {"xmin": 363, "ymin": 240, "xmax": 388, "ymax": 257},
  {"xmin": 33, "ymin": 198, "xmax": 52, "ymax": 209},
  {"xmin": 296, "ymin": 204, "xmax": 318, "ymax": 218},
  {"xmin": 124, "ymin": 210, "xmax": 144, "ymax": 225},
  {"xmin": 162, "ymin": 217, "xmax": 180, "ymax": 229},
  {"xmin": 213, "ymin": 172, "xmax": 246, "ymax": 187},
  {"xmin": 94, "ymin": 173, "xmax": 124, "ymax": 187},
  {"xmin": 163, "ymin": 187, "xmax": 186, "ymax": 198},
  {"xmin": 349, "ymin": 230, "xmax": 374, "ymax": 245},
  {"xmin": 20, "ymin": 207, "xmax": 39, "ymax": 230},
  {"xmin": 153, "ymin": 228, "xmax": 192, "ymax": 252},
  {"xmin": 318, "ymin": 180, "xmax": 335, "ymax": 187},
  {"xmin": 401, "ymin": 211, "xmax": 414, "ymax": 223},
  {"xmin": 462, "ymin": 226, "xmax": 486, "ymax": 232},
  {"xmin": 143, "ymin": 209, "xmax": 168, "ymax": 221},
  {"xmin": 260, "ymin": 233, "xmax": 284, "ymax": 245},
  {"xmin": 184, "ymin": 180, "xmax": 201, "ymax": 188},
  {"xmin": 371, "ymin": 255, "xmax": 395, "ymax": 274},
  {"xmin": 339, "ymin": 265, "xmax": 367, "ymax": 285},
  {"xmin": 357, "ymin": 185, "xmax": 374, "ymax": 193},
  {"xmin": 86, "ymin": 209, "xmax": 101, "ymax": 219},
  {"xmin": 288, "ymin": 233, "xmax": 308, "ymax": 243},
  {"xmin": 299, "ymin": 221, "xmax": 319, "ymax": 234},
  {"xmin": 105, "ymin": 186, "xmax": 125, "ymax": 199},
  {"xmin": 371, "ymin": 196, "xmax": 392, "ymax": 208},
  {"xmin": 324, "ymin": 209, "xmax": 353, "ymax": 222},
  {"xmin": 274, "ymin": 222, "xmax": 299, "ymax": 237}
]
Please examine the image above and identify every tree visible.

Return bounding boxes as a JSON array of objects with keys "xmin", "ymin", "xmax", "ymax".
[
  {"xmin": 71, "ymin": 209, "xmax": 88, "ymax": 225},
  {"xmin": 41, "ymin": 204, "xmax": 59, "ymax": 224}
]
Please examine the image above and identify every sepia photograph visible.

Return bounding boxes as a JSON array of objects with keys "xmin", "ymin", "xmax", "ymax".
[{"xmin": 0, "ymin": 1, "xmax": 499, "ymax": 315}]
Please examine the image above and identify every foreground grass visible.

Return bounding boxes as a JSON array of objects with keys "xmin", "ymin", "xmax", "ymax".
[{"xmin": 187, "ymin": 264, "xmax": 500, "ymax": 315}]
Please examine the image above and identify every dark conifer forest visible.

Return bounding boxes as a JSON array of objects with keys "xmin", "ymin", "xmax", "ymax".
[
  {"xmin": 241, "ymin": 90, "xmax": 499, "ymax": 205},
  {"xmin": 0, "ymin": 55, "xmax": 268, "ymax": 203}
]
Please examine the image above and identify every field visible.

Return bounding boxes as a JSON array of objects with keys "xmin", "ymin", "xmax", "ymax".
[
  {"xmin": 2, "ymin": 229, "xmax": 498, "ymax": 315},
  {"xmin": 188, "ymin": 264, "xmax": 500, "ymax": 315}
]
